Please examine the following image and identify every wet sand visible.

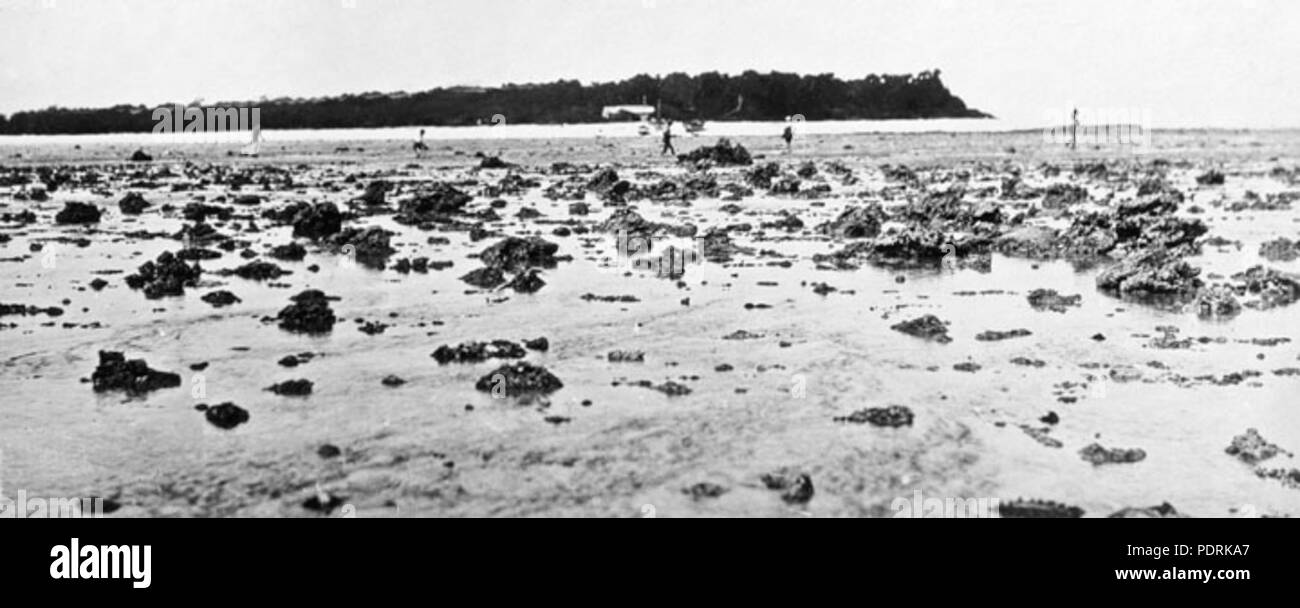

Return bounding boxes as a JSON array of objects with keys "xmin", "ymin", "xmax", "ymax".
[{"xmin": 2, "ymin": 129, "xmax": 1299, "ymax": 517}]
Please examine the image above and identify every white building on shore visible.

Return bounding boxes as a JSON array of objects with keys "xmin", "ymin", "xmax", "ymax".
[{"xmin": 600, "ymin": 104, "xmax": 656, "ymax": 120}]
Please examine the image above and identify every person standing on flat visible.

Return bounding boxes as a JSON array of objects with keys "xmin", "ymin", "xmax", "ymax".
[{"xmin": 661, "ymin": 121, "xmax": 676, "ymax": 156}]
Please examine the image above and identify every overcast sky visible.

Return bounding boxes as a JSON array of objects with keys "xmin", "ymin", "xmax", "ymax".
[{"xmin": 1, "ymin": 0, "xmax": 1297, "ymax": 127}]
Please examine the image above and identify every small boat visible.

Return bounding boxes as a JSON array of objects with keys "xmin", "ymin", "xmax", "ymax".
[
  {"xmin": 684, "ymin": 119, "xmax": 705, "ymax": 134},
  {"xmin": 637, "ymin": 124, "xmax": 651, "ymax": 137},
  {"xmin": 239, "ymin": 127, "xmax": 262, "ymax": 157}
]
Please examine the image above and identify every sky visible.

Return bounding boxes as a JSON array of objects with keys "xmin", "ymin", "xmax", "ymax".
[{"xmin": 1, "ymin": 0, "xmax": 1297, "ymax": 127}]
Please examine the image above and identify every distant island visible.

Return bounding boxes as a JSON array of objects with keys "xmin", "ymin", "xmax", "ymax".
[{"xmin": 0, "ymin": 70, "xmax": 990, "ymax": 135}]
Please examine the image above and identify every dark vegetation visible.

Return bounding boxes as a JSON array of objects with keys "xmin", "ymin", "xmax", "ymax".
[{"xmin": 0, "ymin": 70, "xmax": 988, "ymax": 134}]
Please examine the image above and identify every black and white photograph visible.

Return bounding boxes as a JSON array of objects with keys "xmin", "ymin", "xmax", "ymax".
[{"xmin": 0, "ymin": 0, "xmax": 1294, "ymax": 590}]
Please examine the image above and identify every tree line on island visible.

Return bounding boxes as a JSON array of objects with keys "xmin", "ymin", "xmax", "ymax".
[{"xmin": 0, "ymin": 70, "xmax": 990, "ymax": 135}]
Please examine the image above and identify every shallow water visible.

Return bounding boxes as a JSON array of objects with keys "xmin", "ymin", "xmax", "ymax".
[
  {"xmin": 0, "ymin": 117, "xmax": 1045, "ymax": 147},
  {"xmin": 1, "ymin": 130, "xmax": 1299, "ymax": 517}
]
